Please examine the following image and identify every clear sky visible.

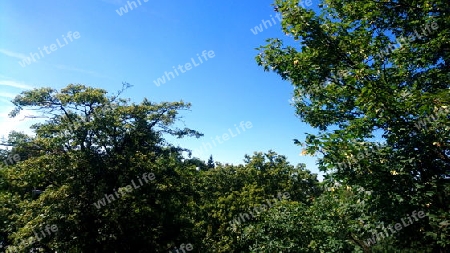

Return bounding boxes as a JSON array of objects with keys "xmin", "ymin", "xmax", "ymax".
[{"xmin": 0, "ymin": 0, "xmax": 323, "ymax": 178}]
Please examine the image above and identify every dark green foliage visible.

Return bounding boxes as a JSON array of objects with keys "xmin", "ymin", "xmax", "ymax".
[
  {"xmin": 255, "ymin": 0, "xmax": 449, "ymax": 251},
  {"xmin": 207, "ymin": 155, "xmax": 215, "ymax": 169},
  {"xmin": 1, "ymin": 84, "xmax": 203, "ymax": 252},
  {"xmin": 1, "ymin": 1, "xmax": 449, "ymax": 251}
]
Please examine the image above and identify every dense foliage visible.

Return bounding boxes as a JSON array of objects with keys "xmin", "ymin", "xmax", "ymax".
[
  {"xmin": 1, "ymin": 0, "xmax": 449, "ymax": 252},
  {"xmin": 0, "ymin": 84, "xmax": 321, "ymax": 252},
  {"xmin": 255, "ymin": 0, "xmax": 449, "ymax": 251}
]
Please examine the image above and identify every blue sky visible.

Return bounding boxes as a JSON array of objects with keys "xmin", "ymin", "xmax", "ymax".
[{"xmin": 0, "ymin": 0, "xmax": 323, "ymax": 178}]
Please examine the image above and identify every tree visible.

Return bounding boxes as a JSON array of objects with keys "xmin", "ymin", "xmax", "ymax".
[
  {"xmin": 256, "ymin": 0, "xmax": 449, "ymax": 251},
  {"xmin": 0, "ymin": 84, "xmax": 323, "ymax": 253},
  {"xmin": 191, "ymin": 151, "xmax": 321, "ymax": 252},
  {"xmin": 184, "ymin": 157, "xmax": 208, "ymax": 171},
  {"xmin": 207, "ymin": 155, "xmax": 215, "ymax": 169},
  {"xmin": 1, "ymin": 83, "xmax": 203, "ymax": 252}
]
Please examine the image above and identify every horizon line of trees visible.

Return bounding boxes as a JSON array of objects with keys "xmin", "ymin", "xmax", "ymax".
[{"xmin": 1, "ymin": 0, "xmax": 449, "ymax": 252}]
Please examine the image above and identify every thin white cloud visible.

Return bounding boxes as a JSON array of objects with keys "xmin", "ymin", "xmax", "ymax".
[
  {"xmin": 0, "ymin": 49, "xmax": 27, "ymax": 60},
  {"xmin": 0, "ymin": 107, "xmax": 38, "ymax": 139},
  {"xmin": 54, "ymin": 64, "xmax": 99, "ymax": 75},
  {"xmin": 0, "ymin": 92, "xmax": 17, "ymax": 99},
  {"xmin": 0, "ymin": 97, "xmax": 12, "ymax": 105},
  {"xmin": 54, "ymin": 64, "xmax": 113, "ymax": 80},
  {"xmin": 0, "ymin": 80, "xmax": 34, "ymax": 90},
  {"xmin": 100, "ymin": 0, "xmax": 124, "ymax": 5}
]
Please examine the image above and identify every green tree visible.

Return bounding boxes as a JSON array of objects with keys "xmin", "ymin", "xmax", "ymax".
[
  {"xmin": 1, "ymin": 83, "xmax": 203, "ymax": 252},
  {"xmin": 191, "ymin": 151, "xmax": 321, "ymax": 252},
  {"xmin": 184, "ymin": 157, "xmax": 208, "ymax": 171},
  {"xmin": 207, "ymin": 155, "xmax": 215, "ymax": 169},
  {"xmin": 256, "ymin": 0, "xmax": 449, "ymax": 251}
]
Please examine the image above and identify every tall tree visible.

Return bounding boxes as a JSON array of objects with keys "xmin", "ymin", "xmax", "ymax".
[
  {"xmin": 1, "ymin": 84, "xmax": 203, "ymax": 252},
  {"xmin": 256, "ymin": 0, "xmax": 449, "ymax": 251},
  {"xmin": 191, "ymin": 151, "xmax": 321, "ymax": 252},
  {"xmin": 207, "ymin": 155, "xmax": 215, "ymax": 169}
]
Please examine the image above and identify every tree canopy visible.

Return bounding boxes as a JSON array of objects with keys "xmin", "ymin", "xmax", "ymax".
[
  {"xmin": 1, "ymin": 0, "xmax": 449, "ymax": 252},
  {"xmin": 256, "ymin": 0, "xmax": 449, "ymax": 251}
]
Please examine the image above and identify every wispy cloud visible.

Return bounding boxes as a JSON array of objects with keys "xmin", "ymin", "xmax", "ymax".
[
  {"xmin": 0, "ymin": 80, "xmax": 34, "ymax": 90},
  {"xmin": 54, "ymin": 64, "xmax": 99, "ymax": 75},
  {"xmin": 0, "ymin": 92, "xmax": 17, "ymax": 99},
  {"xmin": 54, "ymin": 64, "xmax": 113, "ymax": 79},
  {"xmin": 0, "ymin": 106, "xmax": 38, "ymax": 139},
  {"xmin": 100, "ymin": 0, "xmax": 124, "ymax": 5},
  {"xmin": 0, "ymin": 97, "xmax": 12, "ymax": 105},
  {"xmin": 0, "ymin": 49, "xmax": 27, "ymax": 60}
]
